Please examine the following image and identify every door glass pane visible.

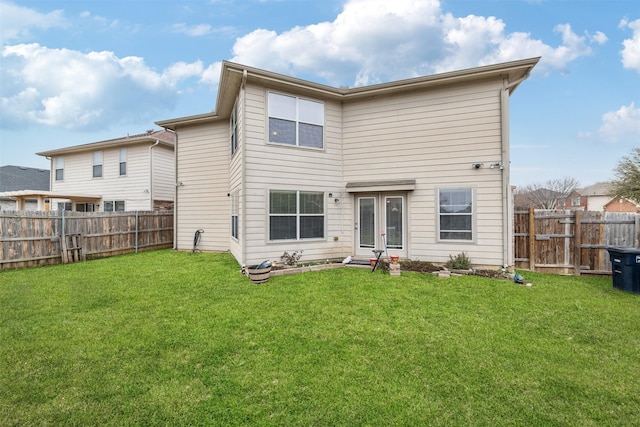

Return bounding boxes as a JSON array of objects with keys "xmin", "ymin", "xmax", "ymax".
[
  {"xmin": 386, "ymin": 197, "xmax": 403, "ymax": 249},
  {"xmin": 359, "ymin": 198, "xmax": 375, "ymax": 248}
]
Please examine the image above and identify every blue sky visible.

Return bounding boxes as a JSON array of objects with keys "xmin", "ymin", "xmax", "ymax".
[{"xmin": 1, "ymin": 0, "xmax": 638, "ymax": 187}]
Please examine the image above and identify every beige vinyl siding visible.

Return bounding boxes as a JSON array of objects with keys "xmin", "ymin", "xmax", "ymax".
[
  {"xmin": 240, "ymin": 83, "xmax": 350, "ymax": 266},
  {"xmin": 343, "ymin": 78, "xmax": 506, "ymax": 266},
  {"xmin": 174, "ymin": 121, "xmax": 230, "ymax": 253},
  {"xmin": 151, "ymin": 146, "xmax": 175, "ymax": 201}
]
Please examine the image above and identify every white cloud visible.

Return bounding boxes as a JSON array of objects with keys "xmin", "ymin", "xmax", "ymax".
[
  {"xmin": 226, "ymin": 0, "xmax": 604, "ymax": 86},
  {"xmin": 597, "ymin": 102, "xmax": 640, "ymax": 143},
  {"xmin": 620, "ymin": 18, "xmax": 640, "ymax": 74},
  {"xmin": 0, "ymin": 1, "xmax": 67, "ymax": 44},
  {"xmin": 589, "ymin": 31, "xmax": 608, "ymax": 45},
  {"xmin": 172, "ymin": 23, "xmax": 214, "ymax": 37},
  {"xmin": 0, "ymin": 44, "xmax": 202, "ymax": 129}
]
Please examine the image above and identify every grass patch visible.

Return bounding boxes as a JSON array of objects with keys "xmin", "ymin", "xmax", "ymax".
[{"xmin": 1, "ymin": 250, "xmax": 639, "ymax": 425}]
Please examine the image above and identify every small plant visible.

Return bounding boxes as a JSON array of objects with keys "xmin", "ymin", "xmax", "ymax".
[
  {"xmin": 281, "ymin": 250, "xmax": 303, "ymax": 267},
  {"xmin": 445, "ymin": 252, "xmax": 472, "ymax": 270}
]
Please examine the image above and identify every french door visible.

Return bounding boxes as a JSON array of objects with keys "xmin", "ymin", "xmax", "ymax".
[{"xmin": 355, "ymin": 193, "xmax": 407, "ymax": 258}]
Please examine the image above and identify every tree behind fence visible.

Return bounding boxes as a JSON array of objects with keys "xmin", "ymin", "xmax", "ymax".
[
  {"xmin": 0, "ymin": 210, "xmax": 173, "ymax": 270},
  {"xmin": 514, "ymin": 208, "xmax": 640, "ymax": 276}
]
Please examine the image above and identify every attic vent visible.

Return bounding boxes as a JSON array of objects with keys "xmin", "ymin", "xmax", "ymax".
[{"xmin": 146, "ymin": 129, "xmax": 154, "ymax": 134}]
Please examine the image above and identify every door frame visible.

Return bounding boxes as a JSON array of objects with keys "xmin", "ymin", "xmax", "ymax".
[{"xmin": 355, "ymin": 192, "xmax": 407, "ymax": 259}]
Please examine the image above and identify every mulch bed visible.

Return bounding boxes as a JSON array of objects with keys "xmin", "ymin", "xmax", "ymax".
[{"xmin": 399, "ymin": 260, "xmax": 507, "ymax": 279}]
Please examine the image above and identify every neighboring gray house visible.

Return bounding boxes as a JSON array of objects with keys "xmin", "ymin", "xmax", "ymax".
[
  {"xmin": 0, "ymin": 165, "xmax": 50, "ymax": 210},
  {"xmin": 157, "ymin": 58, "xmax": 539, "ymax": 269}
]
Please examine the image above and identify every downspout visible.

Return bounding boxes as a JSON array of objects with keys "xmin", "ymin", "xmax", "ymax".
[
  {"xmin": 173, "ymin": 132, "xmax": 178, "ymax": 250},
  {"xmin": 500, "ymin": 80, "xmax": 513, "ymax": 269},
  {"xmin": 149, "ymin": 140, "xmax": 160, "ymax": 210},
  {"xmin": 240, "ymin": 69, "xmax": 248, "ymax": 265}
]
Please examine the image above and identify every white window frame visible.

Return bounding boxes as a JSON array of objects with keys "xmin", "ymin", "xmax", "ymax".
[
  {"xmin": 104, "ymin": 200, "xmax": 125, "ymax": 212},
  {"xmin": 55, "ymin": 157, "xmax": 64, "ymax": 181},
  {"xmin": 230, "ymin": 101, "xmax": 238, "ymax": 156},
  {"xmin": 119, "ymin": 148, "xmax": 127, "ymax": 176},
  {"xmin": 437, "ymin": 187, "xmax": 474, "ymax": 242},
  {"xmin": 267, "ymin": 91, "xmax": 324, "ymax": 149},
  {"xmin": 231, "ymin": 190, "xmax": 239, "ymax": 240},
  {"xmin": 268, "ymin": 190, "xmax": 325, "ymax": 241},
  {"xmin": 93, "ymin": 151, "xmax": 103, "ymax": 178}
]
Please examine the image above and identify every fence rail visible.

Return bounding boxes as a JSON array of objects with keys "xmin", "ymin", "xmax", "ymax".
[
  {"xmin": 514, "ymin": 208, "xmax": 640, "ymax": 276},
  {"xmin": 0, "ymin": 210, "xmax": 173, "ymax": 270}
]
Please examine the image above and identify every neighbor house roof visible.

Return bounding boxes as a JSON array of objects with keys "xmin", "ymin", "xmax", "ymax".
[
  {"xmin": 0, "ymin": 165, "xmax": 50, "ymax": 192},
  {"xmin": 577, "ymin": 182, "xmax": 613, "ymax": 197},
  {"xmin": 35, "ymin": 129, "xmax": 176, "ymax": 157},
  {"xmin": 157, "ymin": 57, "xmax": 540, "ymax": 130}
]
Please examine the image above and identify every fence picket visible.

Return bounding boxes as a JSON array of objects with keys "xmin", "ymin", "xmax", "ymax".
[
  {"xmin": 514, "ymin": 210, "xmax": 639, "ymax": 276},
  {"xmin": 0, "ymin": 211, "xmax": 173, "ymax": 270}
]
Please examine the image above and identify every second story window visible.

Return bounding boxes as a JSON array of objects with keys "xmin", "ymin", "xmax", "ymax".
[
  {"xmin": 268, "ymin": 92, "xmax": 324, "ymax": 149},
  {"xmin": 119, "ymin": 148, "xmax": 127, "ymax": 176},
  {"xmin": 55, "ymin": 157, "xmax": 64, "ymax": 181},
  {"xmin": 230, "ymin": 101, "xmax": 238, "ymax": 155},
  {"xmin": 93, "ymin": 151, "xmax": 103, "ymax": 178}
]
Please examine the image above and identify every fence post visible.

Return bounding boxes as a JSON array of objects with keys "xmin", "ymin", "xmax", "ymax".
[
  {"xmin": 635, "ymin": 215, "xmax": 640, "ymax": 248},
  {"xmin": 528, "ymin": 207, "xmax": 535, "ymax": 271},
  {"xmin": 135, "ymin": 211, "xmax": 139, "ymax": 254},
  {"xmin": 574, "ymin": 210, "xmax": 581, "ymax": 276}
]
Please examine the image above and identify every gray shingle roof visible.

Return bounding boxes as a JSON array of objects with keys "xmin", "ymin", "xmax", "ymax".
[{"xmin": 0, "ymin": 165, "xmax": 50, "ymax": 192}]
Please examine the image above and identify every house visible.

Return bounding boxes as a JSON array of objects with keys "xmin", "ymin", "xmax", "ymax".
[
  {"xmin": 156, "ymin": 58, "xmax": 539, "ymax": 268},
  {"xmin": 556, "ymin": 182, "xmax": 639, "ymax": 213},
  {"xmin": 0, "ymin": 165, "xmax": 50, "ymax": 210},
  {"xmin": 557, "ymin": 189, "xmax": 586, "ymax": 211},
  {"xmin": 35, "ymin": 130, "xmax": 175, "ymax": 212},
  {"xmin": 580, "ymin": 182, "xmax": 614, "ymax": 211},
  {"xmin": 603, "ymin": 196, "xmax": 640, "ymax": 213}
]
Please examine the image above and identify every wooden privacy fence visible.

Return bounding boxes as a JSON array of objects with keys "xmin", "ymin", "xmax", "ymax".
[
  {"xmin": 514, "ymin": 208, "xmax": 640, "ymax": 276},
  {"xmin": 0, "ymin": 210, "xmax": 173, "ymax": 270}
]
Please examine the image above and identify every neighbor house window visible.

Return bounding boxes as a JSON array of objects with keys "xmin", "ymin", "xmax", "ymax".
[
  {"xmin": 231, "ymin": 191, "xmax": 239, "ymax": 239},
  {"xmin": 438, "ymin": 188, "xmax": 473, "ymax": 241},
  {"xmin": 268, "ymin": 92, "xmax": 324, "ymax": 149},
  {"xmin": 230, "ymin": 101, "xmax": 238, "ymax": 155},
  {"xmin": 572, "ymin": 197, "xmax": 581, "ymax": 206},
  {"xmin": 57, "ymin": 202, "xmax": 71, "ymax": 211},
  {"xmin": 75, "ymin": 203, "xmax": 95, "ymax": 212},
  {"xmin": 55, "ymin": 157, "xmax": 64, "ymax": 181},
  {"xmin": 269, "ymin": 190, "xmax": 324, "ymax": 240},
  {"xmin": 119, "ymin": 148, "xmax": 127, "ymax": 176},
  {"xmin": 93, "ymin": 151, "xmax": 103, "ymax": 178},
  {"xmin": 104, "ymin": 201, "xmax": 125, "ymax": 212}
]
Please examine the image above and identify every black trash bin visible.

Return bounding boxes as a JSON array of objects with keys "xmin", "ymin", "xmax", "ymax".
[{"xmin": 606, "ymin": 247, "xmax": 640, "ymax": 293}]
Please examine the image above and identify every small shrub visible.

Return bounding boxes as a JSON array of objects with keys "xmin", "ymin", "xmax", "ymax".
[
  {"xmin": 445, "ymin": 252, "xmax": 472, "ymax": 270},
  {"xmin": 281, "ymin": 250, "xmax": 303, "ymax": 267}
]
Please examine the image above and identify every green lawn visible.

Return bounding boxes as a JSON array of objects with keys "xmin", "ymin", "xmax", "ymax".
[{"xmin": 1, "ymin": 250, "xmax": 639, "ymax": 426}]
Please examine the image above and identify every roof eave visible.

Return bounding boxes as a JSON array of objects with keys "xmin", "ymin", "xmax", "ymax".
[{"xmin": 36, "ymin": 136, "xmax": 174, "ymax": 157}]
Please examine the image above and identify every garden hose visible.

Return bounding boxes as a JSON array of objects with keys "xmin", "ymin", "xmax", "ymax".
[{"xmin": 192, "ymin": 229, "xmax": 204, "ymax": 253}]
